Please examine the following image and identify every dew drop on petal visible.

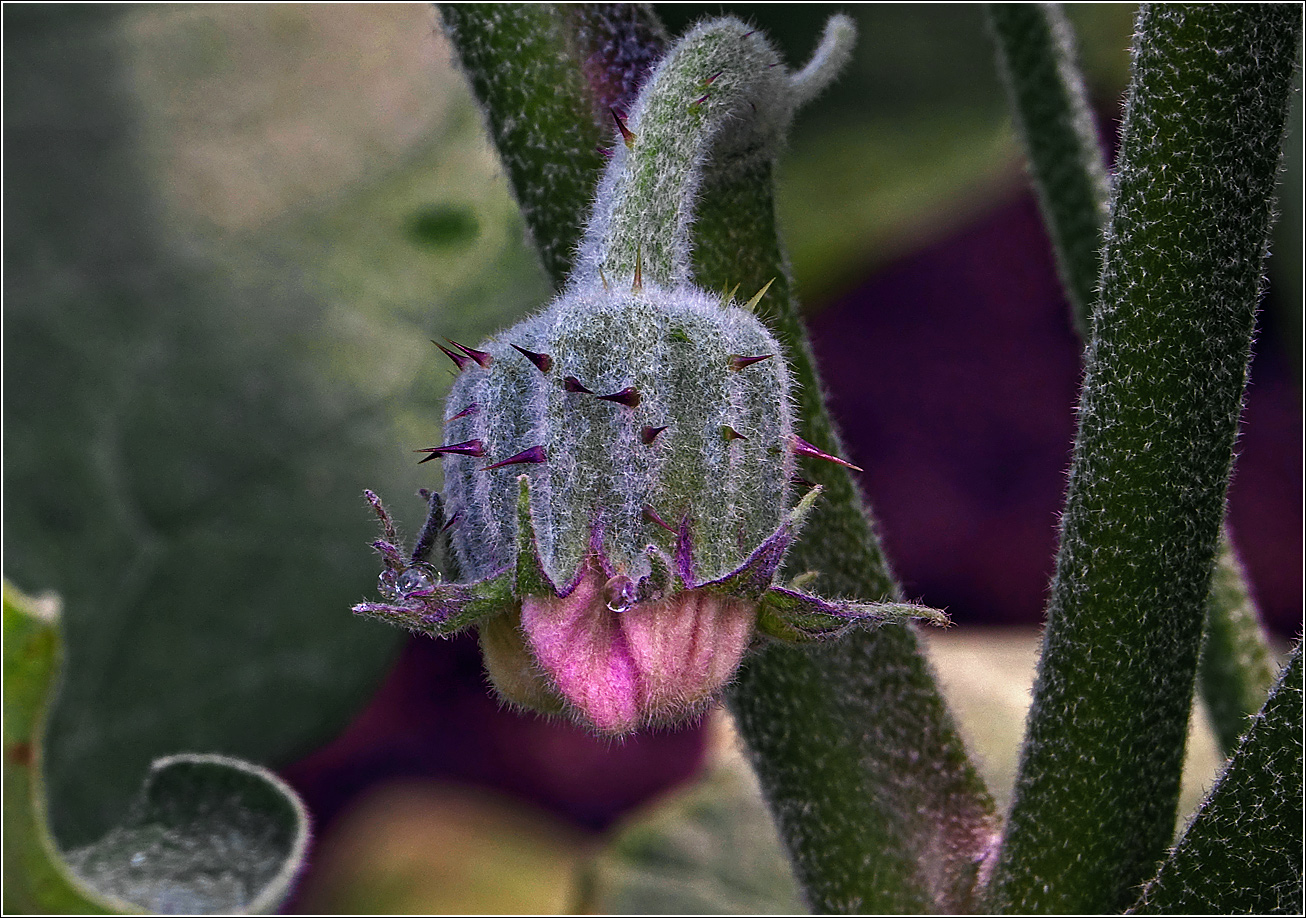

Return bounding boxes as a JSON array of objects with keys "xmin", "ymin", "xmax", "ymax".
[
  {"xmin": 378, "ymin": 568, "xmax": 400, "ymax": 600},
  {"xmin": 604, "ymin": 574, "xmax": 637, "ymax": 613}
]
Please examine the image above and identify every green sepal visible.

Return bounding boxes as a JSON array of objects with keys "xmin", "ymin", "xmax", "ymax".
[
  {"xmin": 514, "ymin": 474, "xmax": 559, "ymax": 598},
  {"xmin": 644, "ymin": 545, "xmax": 683, "ymax": 600},
  {"xmin": 352, "ymin": 568, "xmax": 514, "ymax": 638},
  {"xmin": 758, "ymin": 587, "xmax": 950, "ymax": 643},
  {"xmin": 697, "ymin": 486, "xmax": 823, "ymax": 601}
]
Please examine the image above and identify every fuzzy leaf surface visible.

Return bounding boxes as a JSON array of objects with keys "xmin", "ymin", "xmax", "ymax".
[
  {"xmin": 3, "ymin": 6, "xmax": 403, "ymax": 846},
  {"xmin": 3, "ymin": 583, "xmax": 310, "ymax": 915},
  {"xmin": 64, "ymin": 755, "xmax": 310, "ymax": 915}
]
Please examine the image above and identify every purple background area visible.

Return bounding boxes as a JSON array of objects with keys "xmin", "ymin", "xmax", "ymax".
[
  {"xmin": 810, "ymin": 189, "xmax": 1301, "ymax": 639},
  {"xmin": 282, "ymin": 182, "xmax": 1302, "ymax": 907}
]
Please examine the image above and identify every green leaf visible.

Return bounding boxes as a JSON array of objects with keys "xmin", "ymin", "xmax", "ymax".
[
  {"xmin": 3, "ymin": 6, "xmax": 405, "ymax": 847},
  {"xmin": 4, "ymin": 582, "xmax": 310, "ymax": 915},
  {"xmin": 988, "ymin": 6, "xmax": 1303, "ymax": 910},
  {"xmin": 4, "ymin": 582, "xmax": 113, "ymax": 914},
  {"xmin": 1133, "ymin": 645, "xmax": 1303, "ymax": 914},
  {"xmin": 64, "ymin": 755, "xmax": 309, "ymax": 915}
]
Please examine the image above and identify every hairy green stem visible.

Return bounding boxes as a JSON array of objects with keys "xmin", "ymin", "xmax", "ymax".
[
  {"xmin": 583, "ymin": 24, "xmax": 792, "ymax": 286},
  {"xmin": 987, "ymin": 2, "xmax": 1280, "ymax": 763},
  {"xmin": 987, "ymin": 2, "xmax": 1109, "ymax": 338},
  {"xmin": 671, "ymin": 22, "xmax": 999, "ymax": 915},
  {"xmin": 439, "ymin": 3, "xmax": 666, "ymax": 288},
  {"xmin": 988, "ymin": 5, "xmax": 1302, "ymax": 911},
  {"xmin": 704, "ymin": 162, "xmax": 998, "ymax": 916}
]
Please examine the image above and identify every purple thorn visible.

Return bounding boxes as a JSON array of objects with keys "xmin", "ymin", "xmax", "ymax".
[
  {"xmin": 445, "ymin": 338, "xmax": 492, "ymax": 368},
  {"xmin": 564, "ymin": 376, "xmax": 593, "ymax": 394},
  {"xmin": 597, "ymin": 386, "xmax": 641, "ymax": 408},
  {"xmin": 416, "ymin": 439, "xmax": 485, "ymax": 464},
  {"xmin": 441, "ymin": 509, "xmax": 462, "ymax": 532},
  {"xmin": 705, "ymin": 69, "xmax": 724, "ymax": 84},
  {"xmin": 643, "ymin": 504, "xmax": 676, "ymax": 533},
  {"xmin": 482, "ymin": 445, "xmax": 546, "ymax": 471},
  {"xmin": 609, "ymin": 106, "xmax": 636, "ymax": 147},
  {"xmin": 641, "ymin": 425, "xmax": 669, "ymax": 445},
  {"xmin": 722, "ymin": 426, "xmax": 748, "ymax": 441},
  {"xmin": 511, "ymin": 344, "xmax": 554, "ymax": 373},
  {"xmin": 432, "ymin": 340, "xmax": 470, "ymax": 371},
  {"xmin": 742, "ymin": 30, "xmax": 756, "ymax": 38},
  {"xmin": 447, "ymin": 403, "xmax": 478, "ymax": 422},
  {"xmin": 791, "ymin": 434, "xmax": 863, "ymax": 472},
  {"xmin": 692, "ymin": 93, "xmax": 710, "ymax": 106},
  {"xmin": 729, "ymin": 353, "xmax": 774, "ymax": 372}
]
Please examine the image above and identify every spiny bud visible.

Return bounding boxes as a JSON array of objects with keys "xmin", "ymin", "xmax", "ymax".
[{"xmin": 354, "ymin": 14, "xmax": 945, "ymax": 737}]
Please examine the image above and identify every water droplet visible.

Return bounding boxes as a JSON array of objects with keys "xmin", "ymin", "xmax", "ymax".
[
  {"xmin": 604, "ymin": 575, "xmax": 637, "ymax": 613},
  {"xmin": 377, "ymin": 569, "xmax": 400, "ymax": 600},
  {"xmin": 397, "ymin": 563, "xmax": 438, "ymax": 597}
]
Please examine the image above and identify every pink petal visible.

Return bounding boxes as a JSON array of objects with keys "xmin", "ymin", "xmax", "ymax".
[
  {"xmin": 520, "ymin": 567, "xmax": 642, "ymax": 735},
  {"xmin": 623, "ymin": 591, "xmax": 755, "ymax": 719}
]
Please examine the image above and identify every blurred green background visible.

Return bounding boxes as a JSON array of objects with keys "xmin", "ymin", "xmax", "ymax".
[{"xmin": 5, "ymin": 4, "xmax": 1298, "ymax": 913}]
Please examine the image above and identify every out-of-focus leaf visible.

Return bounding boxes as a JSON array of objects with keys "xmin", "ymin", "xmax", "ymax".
[
  {"xmin": 577, "ymin": 718, "xmax": 805, "ymax": 915},
  {"xmin": 2, "ymin": 5, "xmax": 415, "ymax": 846},
  {"xmin": 294, "ymin": 782, "xmax": 590, "ymax": 915},
  {"xmin": 65, "ymin": 755, "xmax": 310, "ymax": 915},
  {"xmin": 4, "ymin": 583, "xmax": 310, "ymax": 915}
]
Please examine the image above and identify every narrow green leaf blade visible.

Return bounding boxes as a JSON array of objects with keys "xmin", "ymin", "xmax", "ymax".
[
  {"xmin": 1133, "ymin": 645, "xmax": 1303, "ymax": 914},
  {"xmin": 3, "ymin": 582, "xmax": 117, "ymax": 914}
]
